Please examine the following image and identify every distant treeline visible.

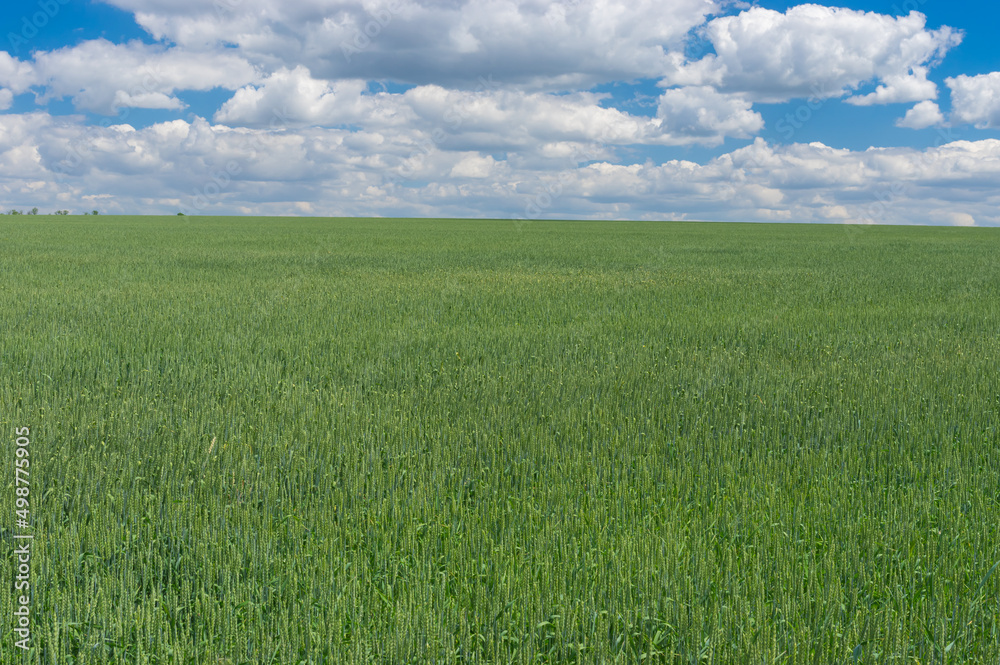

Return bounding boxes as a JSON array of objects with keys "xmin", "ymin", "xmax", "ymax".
[{"xmin": 3, "ymin": 208, "xmax": 99, "ymax": 215}]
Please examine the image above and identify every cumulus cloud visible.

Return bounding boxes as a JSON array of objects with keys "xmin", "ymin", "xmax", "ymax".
[
  {"xmin": 214, "ymin": 66, "xmax": 415, "ymax": 128},
  {"xmin": 933, "ymin": 211, "xmax": 976, "ymax": 226},
  {"xmin": 450, "ymin": 153, "xmax": 497, "ymax": 178},
  {"xmin": 655, "ymin": 87, "xmax": 763, "ymax": 144},
  {"xmin": 215, "ymin": 67, "xmax": 759, "ymax": 147},
  {"xmin": 661, "ymin": 5, "xmax": 962, "ymax": 104},
  {"xmin": 2, "ymin": 110, "xmax": 999, "ymax": 226},
  {"xmin": 98, "ymin": 0, "xmax": 720, "ymax": 90},
  {"xmin": 1, "ymin": 40, "xmax": 259, "ymax": 114},
  {"xmin": 0, "ymin": 52, "xmax": 35, "ymax": 93},
  {"xmin": 896, "ymin": 100, "xmax": 944, "ymax": 129},
  {"xmin": 845, "ymin": 67, "xmax": 938, "ymax": 106},
  {"xmin": 947, "ymin": 72, "xmax": 1000, "ymax": 128},
  {"xmin": 0, "ymin": 89, "xmax": 13, "ymax": 111}
]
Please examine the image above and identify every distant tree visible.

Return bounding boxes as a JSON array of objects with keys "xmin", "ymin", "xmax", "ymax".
[
  {"xmin": 30, "ymin": 207, "xmax": 38, "ymax": 215},
  {"xmin": 92, "ymin": 210, "xmax": 99, "ymax": 215},
  {"xmin": 177, "ymin": 212, "xmax": 185, "ymax": 216}
]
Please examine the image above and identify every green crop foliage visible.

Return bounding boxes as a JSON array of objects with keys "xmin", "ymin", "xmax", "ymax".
[{"xmin": 1, "ymin": 215, "xmax": 998, "ymax": 663}]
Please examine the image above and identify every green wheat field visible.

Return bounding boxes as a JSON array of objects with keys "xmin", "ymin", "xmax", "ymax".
[{"xmin": 1, "ymin": 216, "xmax": 999, "ymax": 664}]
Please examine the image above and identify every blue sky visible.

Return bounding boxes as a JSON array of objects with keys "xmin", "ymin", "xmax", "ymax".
[{"xmin": 1, "ymin": 0, "xmax": 999, "ymax": 224}]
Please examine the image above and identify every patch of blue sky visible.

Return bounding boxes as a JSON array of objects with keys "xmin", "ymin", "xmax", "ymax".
[
  {"xmin": 757, "ymin": 98, "xmax": 1000, "ymax": 150},
  {"xmin": 363, "ymin": 80, "xmax": 415, "ymax": 95},
  {"xmin": 2, "ymin": 0, "xmax": 153, "ymax": 57},
  {"xmin": 589, "ymin": 79, "xmax": 661, "ymax": 117},
  {"xmin": 175, "ymin": 88, "xmax": 241, "ymax": 123},
  {"xmin": 5, "ymin": 91, "xmax": 49, "ymax": 115}
]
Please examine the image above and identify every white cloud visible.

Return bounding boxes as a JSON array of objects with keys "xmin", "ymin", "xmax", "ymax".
[
  {"xmin": 817, "ymin": 205, "xmax": 850, "ymax": 220},
  {"xmin": 112, "ymin": 90, "xmax": 187, "ymax": 111},
  {"xmin": 450, "ymin": 153, "xmax": 496, "ymax": 178},
  {"xmin": 0, "ymin": 52, "xmax": 35, "ymax": 93},
  {"xmin": 215, "ymin": 66, "xmax": 412, "ymax": 128},
  {"xmin": 98, "ymin": 0, "xmax": 721, "ymax": 90},
  {"xmin": 845, "ymin": 67, "xmax": 938, "ymax": 106},
  {"xmin": 896, "ymin": 100, "xmax": 944, "ymax": 129},
  {"xmin": 662, "ymin": 5, "xmax": 961, "ymax": 104},
  {"xmin": 933, "ymin": 211, "xmax": 976, "ymax": 226},
  {"xmin": 947, "ymin": 72, "xmax": 1000, "ymax": 129},
  {"xmin": 656, "ymin": 87, "xmax": 763, "ymax": 144},
  {"xmin": 215, "ymin": 67, "xmax": 759, "ymax": 147},
  {"xmin": 3, "ymin": 39, "xmax": 259, "ymax": 114},
  {"xmin": 0, "ymin": 89, "xmax": 13, "ymax": 111},
  {"xmin": 2, "ymin": 111, "xmax": 999, "ymax": 226}
]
